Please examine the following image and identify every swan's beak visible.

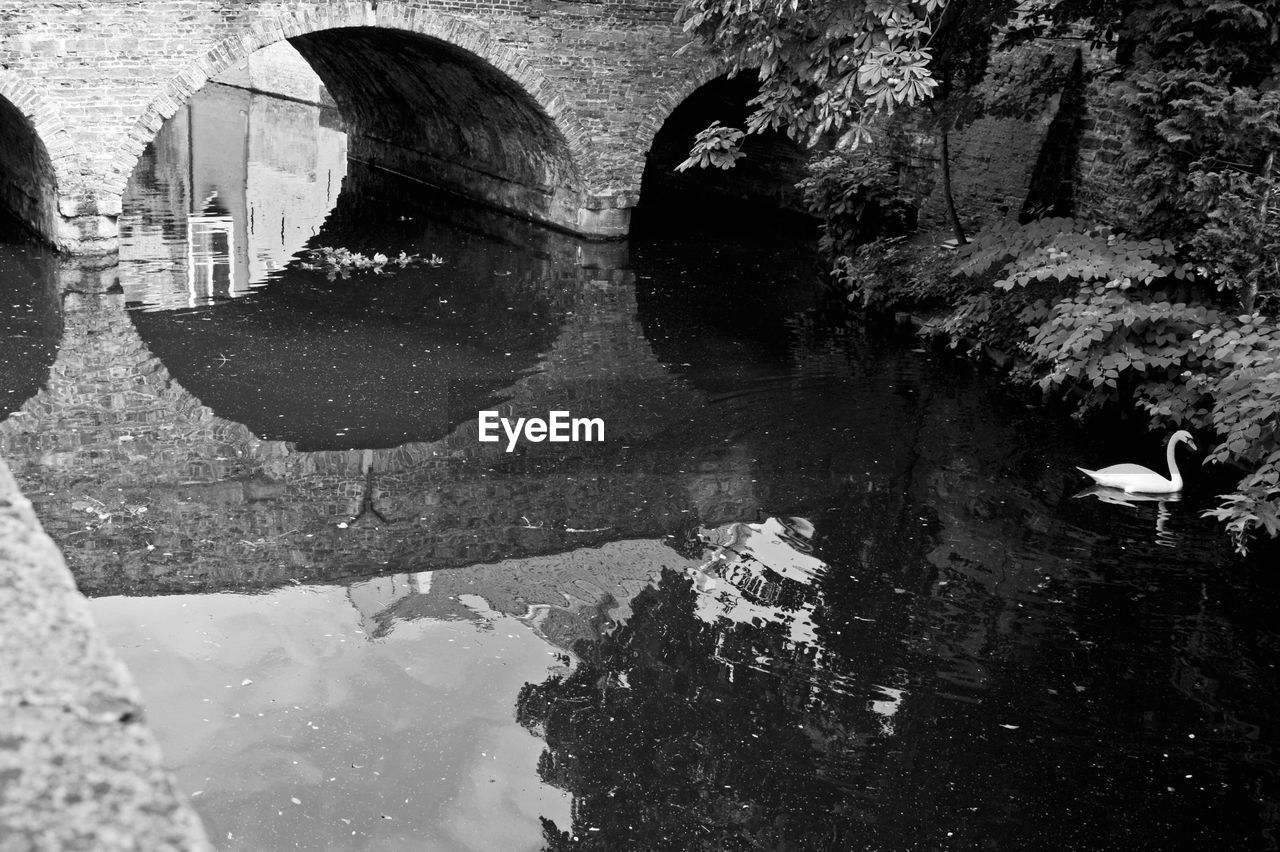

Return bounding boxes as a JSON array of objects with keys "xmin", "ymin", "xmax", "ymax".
[{"xmin": 1189, "ymin": 438, "xmax": 1199, "ymax": 453}]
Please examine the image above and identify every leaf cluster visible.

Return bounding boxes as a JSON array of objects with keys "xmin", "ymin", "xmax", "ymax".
[
  {"xmin": 675, "ymin": 0, "xmax": 948, "ymax": 153},
  {"xmin": 956, "ymin": 217, "xmax": 1186, "ymax": 290},
  {"xmin": 1064, "ymin": 1, "xmax": 1280, "ymax": 311},
  {"xmin": 675, "ymin": 120, "xmax": 746, "ymax": 171},
  {"xmin": 835, "ymin": 235, "xmax": 979, "ymax": 312},
  {"xmin": 797, "ymin": 151, "xmax": 916, "ymax": 259}
]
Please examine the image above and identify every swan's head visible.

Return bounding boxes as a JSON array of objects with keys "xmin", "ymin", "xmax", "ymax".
[{"xmin": 1172, "ymin": 429, "xmax": 1198, "ymax": 452}]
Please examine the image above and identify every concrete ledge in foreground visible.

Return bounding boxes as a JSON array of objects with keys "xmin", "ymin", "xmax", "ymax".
[{"xmin": 0, "ymin": 460, "xmax": 213, "ymax": 851}]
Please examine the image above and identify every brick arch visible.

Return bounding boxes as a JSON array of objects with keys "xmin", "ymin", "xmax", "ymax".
[
  {"xmin": 104, "ymin": 2, "xmax": 595, "ymax": 204},
  {"xmin": 0, "ymin": 72, "xmax": 75, "ymax": 246},
  {"xmin": 633, "ymin": 56, "xmax": 736, "ymax": 168},
  {"xmin": 633, "ymin": 61, "xmax": 814, "ymax": 215}
]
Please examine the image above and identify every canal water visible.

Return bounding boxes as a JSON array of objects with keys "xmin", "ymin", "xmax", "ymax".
[{"xmin": 2, "ymin": 83, "xmax": 1278, "ymax": 851}]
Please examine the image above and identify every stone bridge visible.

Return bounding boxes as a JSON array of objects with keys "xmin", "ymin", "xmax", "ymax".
[{"xmin": 0, "ymin": 0, "xmax": 725, "ymax": 253}]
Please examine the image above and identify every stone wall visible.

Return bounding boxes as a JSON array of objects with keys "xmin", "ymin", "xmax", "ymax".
[
  {"xmin": 294, "ymin": 26, "xmax": 586, "ymax": 233},
  {"xmin": 0, "ymin": 1, "xmax": 1157, "ymax": 252},
  {"xmin": 1073, "ymin": 48, "xmax": 1142, "ymax": 230},
  {"xmin": 907, "ymin": 41, "xmax": 1144, "ymax": 232},
  {"xmin": 0, "ymin": 460, "xmax": 212, "ymax": 850},
  {"xmin": 907, "ymin": 41, "xmax": 1085, "ymax": 232}
]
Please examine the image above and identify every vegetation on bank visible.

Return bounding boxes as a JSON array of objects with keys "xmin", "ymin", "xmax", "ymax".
[{"xmin": 675, "ymin": 0, "xmax": 1280, "ymax": 551}]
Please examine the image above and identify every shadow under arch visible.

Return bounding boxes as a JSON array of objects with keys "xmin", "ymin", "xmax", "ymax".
[
  {"xmin": 626, "ymin": 69, "xmax": 823, "ymax": 391},
  {"xmin": 105, "ymin": 4, "xmax": 604, "ymax": 236},
  {"xmin": 0, "ymin": 232, "xmax": 60, "ymax": 418},
  {"xmin": 634, "ymin": 70, "xmax": 815, "ymax": 223},
  {"xmin": 630, "ymin": 55, "xmax": 733, "ymax": 179},
  {"xmin": 0, "ymin": 76, "xmax": 69, "ymax": 248}
]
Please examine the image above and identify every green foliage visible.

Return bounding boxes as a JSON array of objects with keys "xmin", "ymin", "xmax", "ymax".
[
  {"xmin": 953, "ymin": 216, "xmax": 1280, "ymax": 551},
  {"xmin": 1205, "ymin": 447, "xmax": 1280, "ymax": 543},
  {"xmin": 675, "ymin": 120, "xmax": 745, "ymax": 172},
  {"xmin": 949, "ymin": 0, "xmax": 1280, "ymax": 549},
  {"xmin": 797, "ymin": 152, "xmax": 915, "ymax": 260},
  {"xmin": 834, "ymin": 236, "xmax": 977, "ymax": 312},
  {"xmin": 1118, "ymin": 69, "xmax": 1280, "ymax": 312},
  {"xmin": 1016, "ymin": 0, "xmax": 1280, "ymax": 311},
  {"xmin": 956, "ymin": 217, "xmax": 1185, "ymax": 290},
  {"xmin": 1185, "ymin": 162, "xmax": 1280, "ymax": 315},
  {"xmin": 678, "ymin": 0, "xmax": 1280, "ymax": 550},
  {"xmin": 674, "ymin": 0, "xmax": 948, "ymax": 155}
]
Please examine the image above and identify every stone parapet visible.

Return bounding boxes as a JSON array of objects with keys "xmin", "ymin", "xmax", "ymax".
[{"xmin": 0, "ymin": 460, "xmax": 212, "ymax": 851}]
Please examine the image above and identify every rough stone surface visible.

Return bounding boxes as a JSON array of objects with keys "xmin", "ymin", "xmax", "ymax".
[
  {"xmin": 1073, "ymin": 47, "xmax": 1142, "ymax": 230},
  {"xmin": 907, "ymin": 41, "xmax": 1083, "ymax": 231},
  {"xmin": 0, "ymin": 461, "xmax": 213, "ymax": 852}
]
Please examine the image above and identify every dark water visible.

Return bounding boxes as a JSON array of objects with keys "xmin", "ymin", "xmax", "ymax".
[
  {"xmin": 1, "ymin": 83, "xmax": 1278, "ymax": 851},
  {"xmin": 0, "ymin": 220, "xmax": 58, "ymax": 418}
]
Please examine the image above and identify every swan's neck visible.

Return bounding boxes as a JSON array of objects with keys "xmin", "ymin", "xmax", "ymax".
[{"xmin": 1166, "ymin": 437, "xmax": 1183, "ymax": 488}]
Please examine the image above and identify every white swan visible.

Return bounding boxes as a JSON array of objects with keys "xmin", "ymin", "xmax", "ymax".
[{"xmin": 1076, "ymin": 430, "xmax": 1198, "ymax": 494}]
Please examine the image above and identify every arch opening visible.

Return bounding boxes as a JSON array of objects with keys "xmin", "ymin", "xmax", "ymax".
[
  {"xmin": 636, "ymin": 73, "xmax": 814, "ymax": 229},
  {"xmin": 0, "ymin": 93, "xmax": 60, "ymax": 247},
  {"xmin": 288, "ymin": 26, "xmax": 584, "ymax": 235},
  {"xmin": 127, "ymin": 22, "xmax": 593, "ymax": 242}
]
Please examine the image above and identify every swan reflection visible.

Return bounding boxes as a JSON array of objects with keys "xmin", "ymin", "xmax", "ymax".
[{"xmin": 1073, "ymin": 484, "xmax": 1181, "ymax": 548}]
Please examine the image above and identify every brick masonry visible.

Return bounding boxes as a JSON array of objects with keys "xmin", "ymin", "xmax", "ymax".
[
  {"xmin": 213, "ymin": 41, "xmax": 334, "ymax": 106},
  {"xmin": 0, "ymin": 0, "xmax": 727, "ymax": 252},
  {"xmin": 1072, "ymin": 46, "xmax": 1143, "ymax": 230},
  {"xmin": 896, "ymin": 40, "xmax": 1087, "ymax": 231}
]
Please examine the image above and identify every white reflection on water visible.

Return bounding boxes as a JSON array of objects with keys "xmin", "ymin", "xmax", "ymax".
[
  {"xmin": 119, "ymin": 82, "xmax": 347, "ymax": 312},
  {"xmin": 90, "ymin": 584, "xmax": 571, "ymax": 852},
  {"xmin": 693, "ymin": 516, "xmax": 827, "ymax": 646}
]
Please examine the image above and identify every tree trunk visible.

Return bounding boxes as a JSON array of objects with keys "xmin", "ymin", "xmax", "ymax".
[
  {"xmin": 1244, "ymin": 150, "xmax": 1275, "ymax": 315},
  {"xmin": 940, "ymin": 127, "xmax": 967, "ymax": 245}
]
